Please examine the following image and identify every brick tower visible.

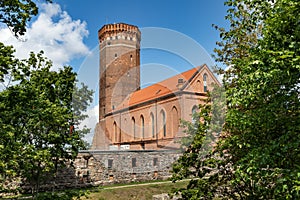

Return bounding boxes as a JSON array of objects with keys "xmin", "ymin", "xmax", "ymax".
[{"xmin": 98, "ymin": 23, "xmax": 141, "ymax": 120}]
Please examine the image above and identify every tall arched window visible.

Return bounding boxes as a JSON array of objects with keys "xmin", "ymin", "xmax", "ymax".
[
  {"xmin": 140, "ymin": 115, "xmax": 145, "ymax": 139},
  {"xmin": 132, "ymin": 117, "xmax": 136, "ymax": 140},
  {"xmin": 203, "ymin": 74, "xmax": 208, "ymax": 92},
  {"xmin": 171, "ymin": 106, "xmax": 179, "ymax": 137},
  {"xmin": 113, "ymin": 121, "xmax": 117, "ymax": 143},
  {"xmin": 161, "ymin": 110, "xmax": 166, "ymax": 137},
  {"xmin": 150, "ymin": 113, "xmax": 155, "ymax": 138}
]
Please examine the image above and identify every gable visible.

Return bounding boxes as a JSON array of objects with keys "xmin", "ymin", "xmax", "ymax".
[{"xmin": 183, "ymin": 65, "xmax": 221, "ymax": 93}]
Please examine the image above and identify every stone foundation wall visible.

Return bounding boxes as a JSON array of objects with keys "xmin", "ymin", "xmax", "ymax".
[
  {"xmin": 75, "ymin": 150, "xmax": 181, "ymax": 186},
  {"xmin": 1, "ymin": 150, "xmax": 181, "ymax": 195},
  {"xmin": 17, "ymin": 150, "xmax": 182, "ymax": 193}
]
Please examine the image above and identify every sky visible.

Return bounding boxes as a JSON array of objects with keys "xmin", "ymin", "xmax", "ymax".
[{"xmin": 0, "ymin": 0, "xmax": 229, "ymax": 143}]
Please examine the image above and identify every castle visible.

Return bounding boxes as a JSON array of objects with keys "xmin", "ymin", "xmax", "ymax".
[{"xmin": 91, "ymin": 23, "xmax": 220, "ymax": 150}]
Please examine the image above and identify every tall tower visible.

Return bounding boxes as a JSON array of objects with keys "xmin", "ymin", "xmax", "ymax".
[{"xmin": 98, "ymin": 23, "xmax": 141, "ymax": 120}]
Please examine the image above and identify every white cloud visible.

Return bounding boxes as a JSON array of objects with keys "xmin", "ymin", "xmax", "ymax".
[{"xmin": 0, "ymin": 3, "xmax": 89, "ymax": 69}]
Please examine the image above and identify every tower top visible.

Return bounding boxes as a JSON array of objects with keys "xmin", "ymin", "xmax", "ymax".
[{"xmin": 98, "ymin": 23, "xmax": 141, "ymax": 43}]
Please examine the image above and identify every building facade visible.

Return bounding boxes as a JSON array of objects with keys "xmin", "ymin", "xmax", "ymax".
[{"xmin": 91, "ymin": 23, "xmax": 220, "ymax": 150}]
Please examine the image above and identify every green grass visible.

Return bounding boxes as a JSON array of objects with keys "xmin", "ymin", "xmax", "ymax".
[
  {"xmin": 82, "ymin": 180, "xmax": 188, "ymax": 200},
  {"xmin": 2, "ymin": 180, "xmax": 188, "ymax": 200}
]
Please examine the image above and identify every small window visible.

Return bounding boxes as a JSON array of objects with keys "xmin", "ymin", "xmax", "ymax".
[
  {"xmin": 132, "ymin": 158, "xmax": 137, "ymax": 167},
  {"xmin": 178, "ymin": 78, "xmax": 184, "ymax": 83},
  {"xmin": 115, "ymin": 53, "xmax": 117, "ymax": 58},
  {"xmin": 153, "ymin": 158, "xmax": 158, "ymax": 166},
  {"xmin": 107, "ymin": 42, "xmax": 111, "ymax": 45},
  {"xmin": 108, "ymin": 159, "xmax": 113, "ymax": 168},
  {"xmin": 130, "ymin": 55, "xmax": 133, "ymax": 61}
]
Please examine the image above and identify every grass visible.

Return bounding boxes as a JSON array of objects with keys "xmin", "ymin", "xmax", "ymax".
[
  {"xmin": 1, "ymin": 180, "xmax": 189, "ymax": 200},
  {"xmin": 82, "ymin": 180, "xmax": 188, "ymax": 200}
]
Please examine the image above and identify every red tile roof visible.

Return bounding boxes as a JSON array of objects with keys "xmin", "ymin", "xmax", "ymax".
[{"xmin": 115, "ymin": 65, "xmax": 203, "ymax": 111}]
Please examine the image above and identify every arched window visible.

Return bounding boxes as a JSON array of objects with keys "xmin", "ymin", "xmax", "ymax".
[
  {"xmin": 140, "ymin": 115, "xmax": 145, "ymax": 139},
  {"xmin": 113, "ymin": 121, "xmax": 117, "ymax": 143},
  {"xmin": 161, "ymin": 110, "xmax": 166, "ymax": 137},
  {"xmin": 132, "ymin": 117, "xmax": 136, "ymax": 140},
  {"xmin": 203, "ymin": 74, "xmax": 208, "ymax": 92},
  {"xmin": 150, "ymin": 113, "xmax": 155, "ymax": 138},
  {"xmin": 171, "ymin": 106, "xmax": 179, "ymax": 137}
]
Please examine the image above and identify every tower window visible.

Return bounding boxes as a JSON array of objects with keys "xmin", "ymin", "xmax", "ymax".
[
  {"xmin": 130, "ymin": 55, "xmax": 133, "ymax": 62},
  {"xmin": 115, "ymin": 53, "xmax": 117, "ymax": 58}
]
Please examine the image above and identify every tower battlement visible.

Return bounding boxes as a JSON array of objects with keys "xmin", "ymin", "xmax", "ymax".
[{"xmin": 98, "ymin": 23, "xmax": 141, "ymax": 43}]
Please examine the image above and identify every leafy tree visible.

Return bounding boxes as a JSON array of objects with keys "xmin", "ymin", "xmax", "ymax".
[
  {"xmin": 0, "ymin": 0, "xmax": 52, "ymax": 37},
  {"xmin": 171, "ymin": 85, "xmax": 225, "ymax": 199},
  {"xmin": 0, "ymin": 0, "xmax": 50, "ymax": 82},
  {"xmin": 0, "ymin": 0, "xmax": 93, "ymax": 199},
  {"xmin": 0, "ymin": 51, "xmax": 93, "ymax": 197},
  {"xmin": 172, "ymin": 0, "xmax": 300, "ymax": 199},
  {"xmin": 216, "ymin": 0, "xmax": 300, "ymax": 198}
]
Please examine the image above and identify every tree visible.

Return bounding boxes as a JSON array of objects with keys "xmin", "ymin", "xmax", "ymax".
[
  {"xmin": 0, "ymin": 0, "xmax": 51, "ymax": 37},
  {"xmin": 0, "ymin": 0, "xmax": 50, "ymax": 82},
  {"xmin": 172, "ymin": 0, "xmax": 300, "ymax": 199},
  {"xmin": 0, "ymin": 1, "xmax": 93, "ymax": 198},
  {"xmin": 216, "ymin": 0, "xmax": 300, "ymax": 198},
  {"xmin": 171, "ymin": 85, "xmax": 226, "ymax": 199},
  {"xmin": 0, "ymin": 51, "xmax": 93, "ymax": 197}
]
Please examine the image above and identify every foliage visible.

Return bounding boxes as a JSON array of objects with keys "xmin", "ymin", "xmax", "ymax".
[
  {"xmin": 0, "ymin": 51, "xmax": 93, "ymax": 197},
  {"xmin": 0, "ymin": 0, "xmax": 52, "ymax": 37},
  {"xmin": 172, "ymin": 0, "xmax": 300, "ymax": 199},
  {"xmin": 171, "ymin": 85, "xmax": 225, "ymax": 199},
  {"xmin": 34, "ymin": 189, "xmax": 89, "ymax": 200},
  {"xmin": 217, "ymin": 0, "xmax": 300, "ymax": 198}
]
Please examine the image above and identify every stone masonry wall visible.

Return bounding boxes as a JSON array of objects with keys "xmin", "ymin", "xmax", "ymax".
[
  {"xmin": 75, "ymin": 150, "xmax": 182, "ymax": 186},
  {"xmin": 18, "ymin": 150, "xmax": 182, "ymax": 193}
]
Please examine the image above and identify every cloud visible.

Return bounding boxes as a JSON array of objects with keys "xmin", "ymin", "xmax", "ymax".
[{"xmin": 0, "ymin": 3, "xmax": 89, "ymax": 69}]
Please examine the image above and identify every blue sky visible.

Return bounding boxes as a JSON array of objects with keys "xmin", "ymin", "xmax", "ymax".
[{"xmin": 55, "ymin": 0, "xmax": 228, "ymax": 71}]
